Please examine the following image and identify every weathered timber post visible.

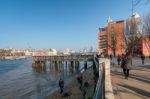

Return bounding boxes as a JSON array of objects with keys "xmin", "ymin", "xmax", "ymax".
[
  {"xmin": 59, "ymin": 61, "xmax": 62, "ymax": 70},
  {"xmin": 42, "ymin": 61, "xmax": 46, "ymax": 72},
  {"xmin": 55, "ymin": 61, "xmax": 58, "ymax": 71},
  {"xmin": 70, "ymin": 61, "xmax": 74, "ymax": 73},
  {"xmin": 49, "ymin": 59, "xmax": 52, "ymax": 69},
  {"xmin": 65, "ymin": 61, "xmax": 68, "ymax": 70},
  {"xmin": 84, "ymin": 61, "xmax": 87, "ymax": 70},
  {"xmin": 77, "ymin": 61, "xmax": 80, "ymax": 70},
  {"xmin": 75, "ymin": 61, "xmax": 80, "ymax": 71}
]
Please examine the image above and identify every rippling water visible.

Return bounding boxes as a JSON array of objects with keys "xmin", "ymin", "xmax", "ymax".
[{"xmin": 0, "ymin": 58, "xmax": 88, "ymax": 99}]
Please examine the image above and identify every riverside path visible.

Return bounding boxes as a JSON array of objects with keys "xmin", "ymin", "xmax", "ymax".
[{"xmin": 110, "ymin": 57, "xmax": 150, "ymax": 99}]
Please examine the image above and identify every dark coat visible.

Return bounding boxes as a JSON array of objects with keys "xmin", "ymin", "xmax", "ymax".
[
  {"xmin": 121, "ymin": 55, "xmax": 132, "ymax": 69},
  {"xmin": 59, "ymin": 79, "xmax": 64, "ymax": 88},
  {"xmin": 126, "ymin": 57, "xmax": 132, "ymax": 69}
]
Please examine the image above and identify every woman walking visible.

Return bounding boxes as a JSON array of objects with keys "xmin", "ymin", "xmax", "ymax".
[{"xmin": 121, "ymin": 52, "xmax": 132, "ymax": 79}]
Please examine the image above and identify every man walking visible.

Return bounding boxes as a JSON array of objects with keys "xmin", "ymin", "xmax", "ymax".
[
  {"xmin": 59, "ymin": 78, "xmax": 64, "ymax": 94},
  {"xmin": 141, "ymin": 54, "xmax": 145, "ymax": 64},
  {"xmin": 117, "ymin": 55, "xmax": 121, "ymax": 66}
]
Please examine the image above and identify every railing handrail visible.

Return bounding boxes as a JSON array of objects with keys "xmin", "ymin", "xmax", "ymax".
[{"xmin": 93, "ymin": 57, "xmax": 105, "ymax": 99}]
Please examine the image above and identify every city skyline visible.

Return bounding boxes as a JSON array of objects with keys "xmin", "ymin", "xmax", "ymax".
[{"xmin": 0, "ymin": 0, "xmax": 150, "ymax": 50}]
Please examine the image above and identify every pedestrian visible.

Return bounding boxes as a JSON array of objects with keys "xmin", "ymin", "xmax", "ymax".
[
  {"xmin": 117, "ymin": 55, "xmax": 121, "ymax": 66},
  {"xmin": 59, "ymin": 78, "xmax": 64, "ymax": 94},
  {"xmin": 82, "ymin": 87, "xmax": 86, "ymax": 99},
  {"xmin": 141, "ymin": 54, "xmax": 145, "ymax": 64},
  {"xmin": 121, "ymin": 52, "xmax": 132, "ymax": 79},
  {"xmin": 77, "ymin": 74, "xmax": 83, "ymax": 89},
  {"xmin": 110, "ymin": 54, "xmax": 112, "ymax": 60}
]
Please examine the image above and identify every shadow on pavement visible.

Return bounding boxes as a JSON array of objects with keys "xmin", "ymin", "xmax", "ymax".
[
  {"xmin": 111, "ymin": 71, "xmax": 150, "ymax": 84},
  {"xmin": 138, "ymin": 65, "xmax": 150, "ymax": 69},
  {"xmin": 118, "ymin": 84, "xmax": 150, "ymax": 98}
]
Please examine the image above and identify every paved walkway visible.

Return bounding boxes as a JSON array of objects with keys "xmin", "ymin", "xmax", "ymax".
[{"xmin": 111, "ymin": 65, "xmax": 150, "ymax": 99}]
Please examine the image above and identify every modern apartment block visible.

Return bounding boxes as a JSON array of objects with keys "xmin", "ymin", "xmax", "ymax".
[
  {"xmin": 98, "ymin": 17, "xmax": 125, "ymax": 56},
  {"xmin": 98, "ymin": 28, "xmax": 107, "ymax": 54}
]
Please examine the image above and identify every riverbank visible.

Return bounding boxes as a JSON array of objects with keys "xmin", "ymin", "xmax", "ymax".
[{"xmin": 46, "ymin": 67, "xmax": 95, "ymax": 99}]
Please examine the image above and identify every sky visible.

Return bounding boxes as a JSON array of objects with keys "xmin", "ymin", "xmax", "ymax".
[{"xmin": 0, "ymin": 0, "xmax": 150, "ymax": 51}]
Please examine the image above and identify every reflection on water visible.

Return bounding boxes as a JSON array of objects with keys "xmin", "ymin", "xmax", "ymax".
[{"xmin": 0, "ymin": 58, "xmax": 87, "ymax": 99}]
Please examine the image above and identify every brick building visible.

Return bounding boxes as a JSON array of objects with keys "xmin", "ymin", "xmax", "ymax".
[
  {"xmin": 98, "ymin": 13, "xmax": 150, "ymax": 57},
  {"xmin": 142, "ymin": 36, "xmax": 150, "ymax": 56},
  {"xmin": 98, "ymin": 17, "xmax": 125, "ymax": 56}
]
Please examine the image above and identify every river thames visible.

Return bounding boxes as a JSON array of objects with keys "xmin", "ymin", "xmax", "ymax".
[{"xmin": 0, "ymin": 58, "xmax": 88, "ymax": 99}]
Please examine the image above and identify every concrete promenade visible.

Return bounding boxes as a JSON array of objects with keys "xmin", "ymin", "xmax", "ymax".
[{"xmin": 111, "ymin": 58, "xmax": 150, "ymax": 99}]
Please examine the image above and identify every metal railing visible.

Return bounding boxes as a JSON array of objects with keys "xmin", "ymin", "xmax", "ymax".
[{"xmin": 93, "ymin": 58, "xmax": 105, "ymax": 99}]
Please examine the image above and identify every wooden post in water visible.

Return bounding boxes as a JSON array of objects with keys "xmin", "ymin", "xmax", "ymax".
[
  {"xmin": 84, "ymin": 60, "xmax": 87, "ymax": 70},
  {"xmin": 66, "ymin": 61, "xmax": 67, "ymax": 70},
  {"xmin": 55, "ymin": 61, "xmax": 58, "ymax": 71},
  {"xmin": 49, "ymin": 59, "xmax": 52, "ymax": 69},
  {"xmin": 77, "ymin": 61, "xmax": 80, "ymax": 71},
  {"xmin": 42, "ymin": 61, "xmax": 46, "ymax": 72},
  {"xmin": 71, "ymin": 61, "xmax": 74, "ymax": 73},
  {"xmin": 75, "ymin": 61, "xmax": 79, "ymax": 71},
  {"xmin": 59, "ymin": 61, "xmax": 62, "ymax": 70}
]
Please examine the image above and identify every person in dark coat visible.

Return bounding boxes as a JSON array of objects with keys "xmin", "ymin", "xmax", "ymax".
[
  {"xmin": 117, "ymin": 55, "xmax": 121, "ymax": 66},
  {"xmin": 141, "ymin": 54, "xmax": 145, "ymax": 64},
  {"xmin": 59, "ymin": 78, "xmax": 64, "ymax": 94},
  {"xmin": 121, "ymin": 52, "xmax": 132, "ymax": 79},
  {"xmin": 77, "ymin": 74, "xmax": 83, "ymax": 89},
  {"xmin": 110, "ymin": 54, "xmax": 112, "ymax": 60}
]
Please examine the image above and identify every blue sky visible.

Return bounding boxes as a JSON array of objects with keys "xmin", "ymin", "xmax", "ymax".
[{"xmin": 0, "ymin": 0, "xmax": 149, "ymax": 50}]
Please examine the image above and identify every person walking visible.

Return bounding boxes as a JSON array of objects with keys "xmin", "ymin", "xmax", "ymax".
[
  {"xmin": 121, "ymin": 52, "xmax": 132, "ymax": 79},
  {"xmin": 117, "ymin": 55, "xmax": 121, "ymax": 66},
  {"xmin": 141, "ymin": 54, "xmax": 145, "ymax": 64},
  {"xmin": 110, "ymin": 54, "xmax": 112, "ymax": 60},
  {"xmin": 77, "ymin": 73, "xmax": 83, "ymax": 89},
  {"xmin": 59, "ymin": 78, "xmax": 64, "ymax": 94},
  {"xmin": 82, "ymin": 87, "xmax": 86, "ymax": 99}
]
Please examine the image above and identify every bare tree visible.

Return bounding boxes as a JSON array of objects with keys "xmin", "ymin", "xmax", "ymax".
[
  {"xmin": 133, "ymin": 0, "xmax": 150, "ymax": 6},
  {"xmin": 107, "ymin": 25, "xmax": 125, "ymax": 57},
  {"xmin": 125, "ymin": 0, "xmax": 150, "ymax": 54},
  {"xmin": 125, "ymin": 13, "xmax": 142, "ymax": 55},
  {"xmin": 125, "ymin": 11, "xmax": 150, "ymax": 56},
  {"xmin": 143, "ymin": 12, "xmax": 150, "ymax": 36}
]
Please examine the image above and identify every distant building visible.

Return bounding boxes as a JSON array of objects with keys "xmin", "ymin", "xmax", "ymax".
[
  {"xmin": 142, "ymin": 35, "xmax": 150, "ymax": 56},
  {"xmin": 98, "ymin": 17, "xmax": 125, "ymax": 56},
  {"xmin": 25, "ymin": 50, "xmax": 33, "ymax": 56},
  {"xmin": 125, "ymin": 13, "xmax": 142, "ymax": 42},
  {"xmin": 132, "ymin": 35, "xmax": 150, "ymax": 56},
  {"xmin": 32, "ymin": 49, "xmax": 57, "ymax": 56},
  {"xmin": 63, "ymin": 48, "xmax": 70, "ymax": 55},
  {"xmin": 98, "ymin": 13, "xmax": 150, "ymax": 56},
  {"xmin": 98, "ymin": 28, "xmax": 107, "ymax": 54},
  {"xmin": 48, "ymin": 49, "xmax": 57, "ymax": 55}
]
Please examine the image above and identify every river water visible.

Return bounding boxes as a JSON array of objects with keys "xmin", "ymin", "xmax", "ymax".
[{"xmin": 0, "ymin": 58, "xmax": 89, "ymax": 99}]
